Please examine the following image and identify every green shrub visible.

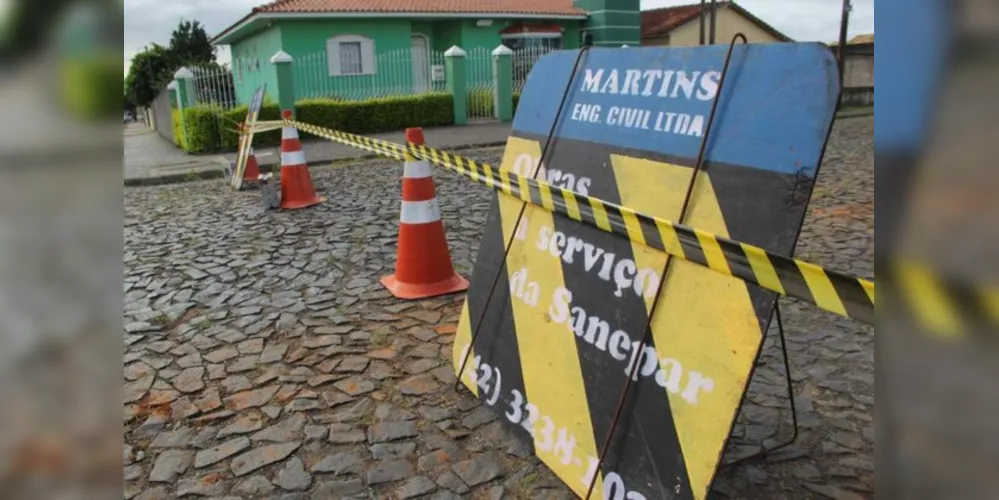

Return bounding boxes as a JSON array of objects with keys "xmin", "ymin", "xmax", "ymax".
[
  {"xmin": 182, "ymin": 105, "xmax": 223, "ymax": 153},
  {"xmin": 467, "ymin": 89, "xmax": 494, "ymax": 118},
  {"xmin": 170, "ymin": 108, "xmax": 186, "ymax": 150},
  {"xmin": 172, "ymin": 92, "xmax": 454, "ymax": 153},
  {"xmin": 219, "ymin": 104, "xmax": 282, "ymax": 151},
  {"xmin": 513, "ymin": 91, "xmax": 521, "ymax": 115}
]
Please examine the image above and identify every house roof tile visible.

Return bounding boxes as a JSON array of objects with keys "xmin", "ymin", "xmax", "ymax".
[
  {"xmin": 213, "ymin": 0, "xmax": 586, "ymax": 44},
  {"xmin": 252, "ymin": 0, "xmax": 585, "ymax": 16}
]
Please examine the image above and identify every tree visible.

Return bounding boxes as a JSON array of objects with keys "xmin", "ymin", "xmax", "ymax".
[
  {"xmin": 123, "ymin": 19, "xmax": 217, "ymax": 108},
  {"xmin": 168, "ymin": 19, "xmax": 215, "ymax": 68},
  {"xmin": 124, "ymin": 43, "xmax": 172, "ymax": 107}
]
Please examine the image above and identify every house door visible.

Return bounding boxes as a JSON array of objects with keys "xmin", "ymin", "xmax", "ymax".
[{"xmin": 411, "ymin": 35, "xmax": 430, "ymax": 93}]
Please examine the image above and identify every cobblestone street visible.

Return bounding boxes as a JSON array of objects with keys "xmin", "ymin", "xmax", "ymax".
[{"xmin": 124, "ymin": 116, "xmax": 874, "ymax": 499}]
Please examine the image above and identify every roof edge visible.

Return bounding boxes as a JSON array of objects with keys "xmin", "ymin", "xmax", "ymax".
[
  {"xmin": 639, "ymin": 1, "xmax": 792, "ymax": 42},
  {"xmin": 212, "ymin": 10, "xmax": 588, "ymax": 45}
]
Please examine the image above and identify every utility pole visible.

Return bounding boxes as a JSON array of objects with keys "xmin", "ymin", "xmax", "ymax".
[
  {"xmin": 837, "ymin": 0, "xmax": 852, "ymax": 84},
  {"xmin": 709, "ymin": 0, "xmax": 717, "ymax": 44},
  {"xmin": 699, "ymin": 0, "xmax": 706, "ymax": 45}
]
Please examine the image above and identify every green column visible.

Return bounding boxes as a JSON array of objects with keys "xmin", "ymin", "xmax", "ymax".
[
  {"xmin": 491, "ymin": 45, "xmax": 513, "ymax": 122},
  {"xmin": 573, "ymin": 0, "xmax": 641, "ymax": 47},
  {"xmin": 173, "ymin": 67, "xmax": 194, "ymax": 150},
  {"xmin": 174, "ymin": 67, "xmax": 194, "ymax": 107},
  {"xmin": 445, "ymin": 46, "xmax": 467, "ymax": 126},
  {"xmin": 270, "ymin": 50, "xmax": 296, "ymax": 117}
]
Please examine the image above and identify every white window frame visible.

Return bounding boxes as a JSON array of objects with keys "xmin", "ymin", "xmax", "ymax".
[{"xmin": 327, "ymin": 35, "xmax": 376, "ymax": 76}]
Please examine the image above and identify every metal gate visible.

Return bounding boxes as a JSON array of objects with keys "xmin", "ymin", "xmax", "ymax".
[{"xmin": 466, "ymin": 47, "xmax": 495, "ymax": 121}]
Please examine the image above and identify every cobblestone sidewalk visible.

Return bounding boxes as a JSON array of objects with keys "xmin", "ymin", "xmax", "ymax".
[{"xmin": 124, "ymin": 117, "xmax": 874, "ymax": 499}]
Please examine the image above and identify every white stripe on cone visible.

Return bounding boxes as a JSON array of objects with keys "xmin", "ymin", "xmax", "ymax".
[
  {"xmin": 400, "ymin": 199, "xmax": 442, "ymax": 224},
  {"xmin": 282, "ymin": 126, "xmax": 299, "ymax": 140},
  {"xmin": 281, "ymin": 150, "xmax": 306, "ymax": 166},
  {"xmin": 403, "ymin": 159, "xmax": 432, "ymax": 179}
]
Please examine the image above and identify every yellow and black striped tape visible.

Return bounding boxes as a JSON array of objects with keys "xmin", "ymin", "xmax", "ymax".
[
  {"xmin": 287, "ymin": 119, "xmax": 874, "ymax": 324},
  {"xmin": 250, "ymin": 120, "xmax": 284, "ymax": 133}
]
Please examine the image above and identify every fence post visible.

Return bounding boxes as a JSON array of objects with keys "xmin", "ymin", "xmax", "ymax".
[
  {"xmin": 174, "ymin": 67, "xmax": 194, "ymax": 107},
  {"xmin": 173, "ymin": 67, "xmax": 194, "ymax": 150},
  {"xmin": 445, "ymin": 46, "xmax": 468, "ymax": 125},
  {"xmin": 491, "ymin": 45, "xmax": 514, "ymax": 122},
  {"xmin": 270, "ymin": 50, "xmax": 296, "ymax": 117}
]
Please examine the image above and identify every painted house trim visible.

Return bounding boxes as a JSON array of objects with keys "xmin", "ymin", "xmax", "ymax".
[{"xmin": 213, "ymin": 11, "xmax": 587, "ymax": 46}]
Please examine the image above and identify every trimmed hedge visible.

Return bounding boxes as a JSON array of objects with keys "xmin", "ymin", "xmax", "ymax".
[
  {"xmin": 170, "ymin": 108, "xmax": 187, "ymax": 151},
  {"xmin": 466, "ymin": 89, "xmax": 522, "ymax": 119},
  {"xmin": 220, "ymin": 105, "xmax": 282, "ymax": 151},
  {"xmin": 296, "ymin": 92, "xmax": 453, "ymax": 138},
  {"xmin": 467, "ymin": 89, "xmax": 494, "ymax": 118},
  {"xmin": 173, "ymin": 92, "xmax": 454, "ymax": 153}
]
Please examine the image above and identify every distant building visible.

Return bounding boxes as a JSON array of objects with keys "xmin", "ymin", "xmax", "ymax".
[
  {"xmin": 640, "ymin": 1, "xmax": 791, "ymax": 47},
  {"xmin": 831, "ymin": 34, "xmax": 874, "ymax": 89}
]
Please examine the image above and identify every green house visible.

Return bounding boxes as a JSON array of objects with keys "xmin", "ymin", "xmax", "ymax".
[{"xmin": 211, "ymin": 0, "xmax": 641, "ymax": 105}]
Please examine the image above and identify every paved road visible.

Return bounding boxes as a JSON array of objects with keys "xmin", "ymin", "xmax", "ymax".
[{"xmin": 123, "ymin": 117, "xmax": 873, "ymax": 499}]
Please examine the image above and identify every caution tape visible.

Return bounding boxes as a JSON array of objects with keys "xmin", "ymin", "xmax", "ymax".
[
  {"xmin": 287, "ymin": 119, "xmax": 875, "ymax": 324},
  {"xmin": 250, "ymin": 120, "xmax": 284, "ymax": 133}
]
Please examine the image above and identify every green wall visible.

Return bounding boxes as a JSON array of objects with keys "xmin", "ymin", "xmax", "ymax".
[
  {"xmin": 223, "ymin": 16, "xmax": 586, "ymax": 105},
  {"xmin": 411, "ymin": 21, "xmax": 435, "ymax": 48},
  {"xmin": 231, "ymin": 25, "xmax": 283, "ymax": 105},
  {"xmin": 573, "ymin": 0, "xmax": 640, "ymax": 46},
  {"xmin": 277, "ymin": 19, "xmax": 414, "ymax": 101},
  {"xmin": 460, "ymin": 19, "xmax": 502, "ymax": 52},
  {"xmin": 432, "ymin": 21, "xmax": 462, "ymax": 52}
]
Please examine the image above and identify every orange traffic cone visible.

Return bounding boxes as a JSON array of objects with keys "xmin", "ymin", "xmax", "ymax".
[
  {"xmin": 279, "ymin": 110, "xmax": 324, "ymax": 210},
  {"xmin": 380, "ymin": 128, "xmax": 469, "ymax": 299},
  {"xmin": 242, "ymin": 147, "xmax": 261, "ymax": 185}
]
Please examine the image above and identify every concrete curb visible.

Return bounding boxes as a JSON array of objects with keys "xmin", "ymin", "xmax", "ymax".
[{"xmin": 124, "ymin": 140, "xmax": 508, "ymax": 187}]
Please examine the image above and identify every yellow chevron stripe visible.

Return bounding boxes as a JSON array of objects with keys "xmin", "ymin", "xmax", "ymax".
[
  {"xmin": 620, "ymin": 207, "xmax": 646, "ymax": 247},
  {"xmin": 655, "ymin": 218, "xmax": 686, "ymax": 260},
  {"xmin": 491, "ymin": 136, "xmax": 604, "ymax": 497},
  {"xmin": 740, "ymin": 243, "xmax": 786, "ymax": 295},
  {"xmin": 588, "ymin": 198, "xmax": 613, "ymax": 232},
  {"xmin": 609, "ymin": 153, "xmax": 760, "ymax": 500},
  {"xmin": 862, "ymin": 280, "xmax": 875, "ymax": 304},
  {"xmin": 897, "ymin": 262, "xmax": 962, "ymax": 338},
  {"xmin": 796, "ymin": 260, "xmax": 848, "ymax": 318},
  {"xmin": 695, "ymin": 231, "xmax": 732, "ymax": 276},
  {"xmin": 562, "ymin": 189, "xmax": 582, "ymax": 222},
  {"xmin": 537, "ymin": 181, "xmax": 555, "ymax": 211}
]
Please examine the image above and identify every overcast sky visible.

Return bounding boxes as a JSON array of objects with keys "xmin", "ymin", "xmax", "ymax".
[{"xmin": 123, "ymin": 0, "xmax": 874, "ymax": 76}]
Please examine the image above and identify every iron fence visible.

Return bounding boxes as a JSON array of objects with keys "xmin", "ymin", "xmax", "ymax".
[
  {"xmin": 466, "ymin": 47, "xmax": 494, "ymax": 121},
  {"xmin": 293, "ymin": 48, "xmax": 447, "ymax": 101},
  {"xmin": 513, "ymin": 45, "xmax": 557, "ymax": 93}
]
